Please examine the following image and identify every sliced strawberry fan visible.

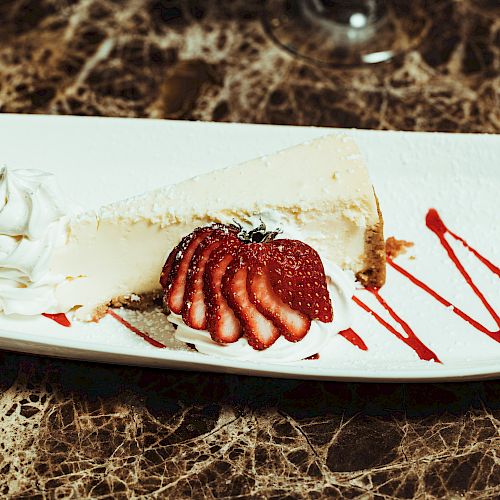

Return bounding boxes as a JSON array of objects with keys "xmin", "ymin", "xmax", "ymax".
[{"xmin": 161, "ymin": 222, "xmax": 333, "ymax": 351}]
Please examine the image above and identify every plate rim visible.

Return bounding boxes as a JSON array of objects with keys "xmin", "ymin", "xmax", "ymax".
[
  {"xmin": 1, "ymin": 326, "xmax": 499, "ymax": 382},
  {"xmin": 1, "ymin": 114, "xmax": 499, "ymax": 381}
]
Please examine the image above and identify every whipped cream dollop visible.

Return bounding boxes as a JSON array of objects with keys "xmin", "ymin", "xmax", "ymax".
[
  {"xmin": 170, "ymin": 260, "xmax": 354, "ymax": 363},
  {"xmin": 0, "ymin": 167, "xmax": 68, "ymax": 315}
]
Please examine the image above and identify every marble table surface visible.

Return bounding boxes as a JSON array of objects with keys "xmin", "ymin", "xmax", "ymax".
[{"xmin": 0, "ymin": 0, "xmax": 499, "ymax": 498}]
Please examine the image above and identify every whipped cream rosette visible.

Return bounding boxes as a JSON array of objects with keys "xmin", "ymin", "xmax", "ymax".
[{"xmin": 0, "ymin": 167, "xmax": 69, "ymax": 315}]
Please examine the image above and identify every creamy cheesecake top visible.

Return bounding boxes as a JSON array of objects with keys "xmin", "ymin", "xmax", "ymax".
[{"xmin": 90, "ymin": 134, "xmax": 378, "ymax": 227}]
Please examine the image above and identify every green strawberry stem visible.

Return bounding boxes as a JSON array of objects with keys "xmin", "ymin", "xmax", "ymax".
[{"xmin": 232, "ymin": 220, "xmax": 282, "ymax": 244}]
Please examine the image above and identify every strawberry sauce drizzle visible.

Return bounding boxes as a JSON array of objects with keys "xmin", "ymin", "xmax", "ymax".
[
  {"xmin": 349, "ymin": 208, "xmax": 499, "ymax": 362},
  {"xmin": 385, "ymin": 209, "xmax": 500, "ymax": 343},
  {"xmin": 305, "ymin": 353, "xmax": 320, "ymax": 360},
  {"xmin": 338, "ymin": 328, "xmax": 368, "ymax": 351},
  {"xmin": 107, "ymin": 309, "xmax": 166, "ymax": 348},
  {"xmin": 427, "ymin": 209, "xmax": 500, "ymax": 277},
  {"xmin": 352, "ymin": 294, "xmax": 441, "ymax": 362},
  {"xmin": 42, "ymin": 313, "xmax": 71, "ymax": 327}
]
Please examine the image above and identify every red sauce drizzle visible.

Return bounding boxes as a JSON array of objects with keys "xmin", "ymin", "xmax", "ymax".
[
  {"xmin": 107, "ymin": 309, "xmax": 166, "ymax": 348},
  {"xmin": 347, "ymin": 208, "xmax": 499, "ymax": 362},
  {"xmin": 427, "ymin": 209, "xmax": 500, "ymax": 276},
  {"xmin": 305, "ymin": 353, "xmax": 320, "ymax": 360},
  {"xmin": 42, "ymin": 313, "xmax": 71, "ymax": 327},
  {"xmin": 352, "ymin": 294, "xmax": 441, "ymax": 362},
  {"xmin": 338, "ymin": 328, "xmax": 368, "ymax": 351},
  {"xmin": 385, "ymin": 208, "xmax": 500, "ymax": 343}
]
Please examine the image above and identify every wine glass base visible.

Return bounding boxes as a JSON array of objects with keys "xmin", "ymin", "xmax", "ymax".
[{"xmin": 263, "ymin": 0, "xmax": 427, "ymax": 67}]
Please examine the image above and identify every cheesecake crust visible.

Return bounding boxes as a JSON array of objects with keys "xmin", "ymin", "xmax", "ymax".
[
  {"xmin": 89, "ymin": 291, "xmax": 163, "ymax": 321},
  {"xmin": 110, "ymin": 291, "xmax": 163, "ymax": 311},
  {"xmin": 355, "ymin": 192, "xmax": 386, "ymax": 288}
]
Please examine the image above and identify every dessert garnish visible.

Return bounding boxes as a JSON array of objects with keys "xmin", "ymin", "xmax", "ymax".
[
  {"xmin": 161, "ymin": 223, "xmax": 334, "ymax": 350},
  {"xmin": 0, "ymin": 167, "xmax": 68, "ymax": 315}
]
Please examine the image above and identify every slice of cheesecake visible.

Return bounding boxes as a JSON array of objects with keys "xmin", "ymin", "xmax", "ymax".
[{"xmin": 50, "ymin": 134, "xmax": 385, "ymax": 320}]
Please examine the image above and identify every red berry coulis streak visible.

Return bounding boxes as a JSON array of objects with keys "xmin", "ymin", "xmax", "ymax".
[
  {"xmin": 305, "ymin": 353, "xmax": 320, "ymax": 360},
  {"xmin": 338, "ymin": 328, "xmax": 368, "ymax": 351},
  {"xmin": 42, "ymin": 313, "xmax": 71, "ymax": 327},
  {"xmin": 427, "ymin": 209, "xmax": 500, "ymax": 276},
  {"xmin": 352, "ymin": 293, "xmax": 441, "ymax": 362},
  {"xmin": 107, "ymin": 309, "xmax": 166, "ymax": 348},
  {"xmin": 387, "ymin": 209, "xmax": 499, "ymax": 343},
  {"xmin": 350, "ymin": 208, "xmax": 499, "ymax": 361}
]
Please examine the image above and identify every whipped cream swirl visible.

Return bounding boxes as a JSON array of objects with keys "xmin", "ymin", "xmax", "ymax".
[
  {"xmin": 170, "ymin": 259, "xmax": 355, "ymax": 364},
  {"xmin": 0, "ymin": 167, "xmax": 68, "ymax": 315}
]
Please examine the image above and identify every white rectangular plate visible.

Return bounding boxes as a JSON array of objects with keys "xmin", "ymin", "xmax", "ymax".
[{"xmin": 0, "ymin": 114, "xmax": 499, "ymax": 381}]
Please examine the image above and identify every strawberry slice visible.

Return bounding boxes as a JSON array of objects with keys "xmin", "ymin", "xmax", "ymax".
[
  {"xmin": 222, "ymin": 246, "xmax": 281, "ymax": 350},
  {"xmin": 204, "ymin": 236, "xmax": 243, "ymax": 343},
  {"xmin": 268, "ymin": 240, "xmax": 333, "ymax": 322},
  {"xmin": 160, "ymin": 243, "xmax": 178, "ymax": 289},
  {"xmin": 163, "ymin": 226, "xmax": 215, "ymax": 314},
  {"xmin": 248, "ymin": 263, "xmax": 311, "ymax": 342},
  {"xmin": 161, "ymin": 232, "xmax": 195, "ymax": 308},
  {"xmin": 182, "ymin": 228, "xmax": 236, "ymax": 329}
]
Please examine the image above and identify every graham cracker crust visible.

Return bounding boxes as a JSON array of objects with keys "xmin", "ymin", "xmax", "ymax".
[
  {"xmin": 355, "ymin": 192, "xmax": 386, "ymax": 288},
  {"xmin": 110, "ymin": 290, "xmax": 163, "ymax": 311},
  {"xmin": 89, "ymin": 291, "xmax": 163, "ymax": 321}
]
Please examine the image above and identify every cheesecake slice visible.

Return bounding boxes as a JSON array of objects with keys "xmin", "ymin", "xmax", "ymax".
[{"xmin": 50, "ymin": 134, "xmax": 385, "ymax": 320}]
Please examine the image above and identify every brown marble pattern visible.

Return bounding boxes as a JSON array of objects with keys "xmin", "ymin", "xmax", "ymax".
[
  {"xmin": 0, "ymin": 0, "xmax": 499, "ymax": 131},
  {"xmin": 0, "ymin": 0, "xmax": 500, "ymax": 498},
  {"xmin": 1, "ymin": 352, "xmax": 500, "ymax": 498}
]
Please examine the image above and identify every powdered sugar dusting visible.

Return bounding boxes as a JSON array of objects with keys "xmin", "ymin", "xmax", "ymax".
[{"xmin": 114, "ymin": 307, "xmax": 190, "ymax": 352}]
